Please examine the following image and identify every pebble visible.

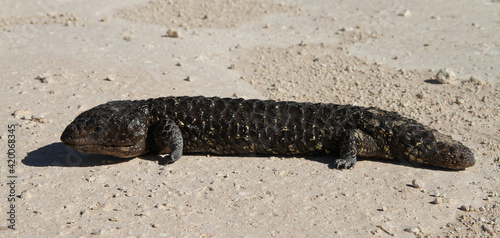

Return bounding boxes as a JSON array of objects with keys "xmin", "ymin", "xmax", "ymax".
[
  {"xmin": 399, "ymin": 10, "xmax": 412, "ymax": 17},
  {"xmin": 433, "ymin": 197, "xmax": 443, "ymax": 204},
  {"xmin": 411, "ymin": 179, "xmax": 424, "ymax": 189},
  {"xmin": 404, "ymin": 226, "xmax": 420, "ymax": 234},
  {"xmin": 35, "ymin": 74, "xmax": 51, "ymax": 83},
  {"xmin": 19, "ymin": 190, "xmax": 32, "ymax": 199},
  {"xmin": 117, "ymin": 186, "xmax": 127, "ymax": 191},
  {"xmin": 184, "ymin": 76, "xmax": 193, "ymax": 82},
  {"xmin": 436, "ymin": 68, "xmax": 456, "ymax": 84},
  {"xmin": 166, "ymin": 29, "xmax": 181, "ymax": 38},
  {"xmin": 455, "ymin": 97, "xmax": 466, "ymax": 105},
  {"xmin": 468, "ymin": 76, "xmax": 484, "ymax": 85},
  {"xmin": 337, "ymin": 27, "xmax": 354, "ymax": 32},
  {"xmin": 31, "ymin": 114, "xmax": 48, "ymax": 123},
  {"xmin": 104, "ymin": 75, "xmax": 115, "ymax": 81},
  {"xmin": 12, "ymin": 110, "xmax": 31, "ymax": 119},
  {"xmin": 460, "ymin": 205, "xmax": 474, "ymax": 212}
]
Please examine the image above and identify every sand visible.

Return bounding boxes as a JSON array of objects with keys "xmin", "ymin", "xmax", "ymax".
[{"xmin": 1, "ymin": 0, "xmax": 499, "ymax": 237}]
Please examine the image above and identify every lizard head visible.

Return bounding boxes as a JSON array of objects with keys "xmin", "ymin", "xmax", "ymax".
[
  {"xmin": 61, "ymin": 100, "xmax": 149, "ymax": 158},
  {"xmin": 394, "ymin": 123, "xmax": 475, "ymax": 169}
]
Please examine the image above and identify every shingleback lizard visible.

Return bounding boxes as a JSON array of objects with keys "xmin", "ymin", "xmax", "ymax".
[{"xmin": 60, "ymin": 96, "xmax": 475, "ymax": 169}]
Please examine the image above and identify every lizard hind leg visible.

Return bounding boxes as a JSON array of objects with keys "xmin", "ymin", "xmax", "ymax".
[
  {"xmin": 335, "ymin": 129, "xmax": 384, "ymax": 169},
  {"xmin": 150, "ymin": 118, "xmax": 184, "ymax": 165}
]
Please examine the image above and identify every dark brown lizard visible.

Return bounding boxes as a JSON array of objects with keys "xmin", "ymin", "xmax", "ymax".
[{"xmin": 60, "ymin": 96, "xmax": 475, "ymax": 169}]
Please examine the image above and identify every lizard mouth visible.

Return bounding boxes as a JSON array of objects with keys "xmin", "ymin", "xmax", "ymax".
[{"xmin": 64, "ymin": 143, "xmax": 142, "ymax": 158}]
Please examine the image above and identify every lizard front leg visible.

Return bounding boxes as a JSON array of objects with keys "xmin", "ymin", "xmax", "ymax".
[
  {"xmin": 335, "ymin": 129, "xmax": 384, "ymax": 169},
  {"xmin": 150, "ymin": 118, "xmax": 184, "ymax": 165}
]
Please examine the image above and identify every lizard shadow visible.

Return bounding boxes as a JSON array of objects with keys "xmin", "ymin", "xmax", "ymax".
[
  {"xmin": 145, "ymin": 153, "xmax": 459, "ymax": 171},
  {"xmin": 22, "ymin": 142, "xmax": 132, "ymax": 167},
  {"xmin": 23, "ymin": 144, "xmax": 461, "ymax": 171},
  {"xmin": 304, "ymin": 155, "xmax": 461, "ymax": 171},
  {"xmin": 355, "ymin": 157, "xmax": 463, "ymax": 171}
]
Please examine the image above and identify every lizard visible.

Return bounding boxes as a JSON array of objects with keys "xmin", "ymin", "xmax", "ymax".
[{"xmin": 60, "ymin": 96, "xmax": 475, "ymax": 169}]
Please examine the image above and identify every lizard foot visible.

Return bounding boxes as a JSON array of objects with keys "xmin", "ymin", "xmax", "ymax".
[
  {"xmin": 334, "ymin": 158, "xmax": 356, "ymax": 169},
  {"xmin": 158, "ymin": 155, "xmax": 176, "ymax": 165}
]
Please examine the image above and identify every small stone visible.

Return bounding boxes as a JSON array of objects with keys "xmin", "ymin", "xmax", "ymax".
[
  {"xmin": 12, "ymin": 110, "xmax": 31, "ymax": 119},
  {"xmin": 399, "ymin": 10, "xmax": 412, "ymax": 17},
  {"xmin": 108, "ymin": 217, "xmax": 118, "ymax": 222},
  {"xmin": 104, "ymin": 75, "xmax": 115, "ymax": 81},
  {"xmin": 123, "ymin": 36, "xmax": 132, "ymax": 41},
  {"xmin": 460, "ymin": 205, "xmax": 472, "ymax": 211},
  {"xmin": 117, "ymin": 186, "xmax": 127, "ymax": 191},
  {"xmin": 404, "ymin": 226, "xmax": 420, "ymax": 234},
  {"xmin": 175, "ymin": 62, "xmax": 182, "ymax": 66},
  {"xmin": 32, "ymin": 115, "xmax": 49, "ymax": 123},
  {"xmin": 184, "ymin": 76, "xmax": 192, "ymax": 82},
  {"xmin": 471, "ymin": 23, "xmax": 484, "ymax": 29},
  {"xmin": 338, "ymin": 27, "xmax": 354, "ymax": 32},
  {"xmin": 433, "ymin": 197, "xmax": 443, "ymax": 204},
  {"xmin": 228, "ymin": 63, "xmax": 235, "ymax": 69},
  {"xmin": 35, "ymin": 74, "xmax": 51, "ymax": 83},
  {"xmin": 299, "ymin": 40, "xmax": 307, "ymax": 46},
  {"xmin": 411, "ymin": 179, "xmax": 424, "ymax": 188},
  {"xmin": 166, "ymin": 29, "xmax": 181, "ymax": 38},
  {"xmin": 455, "ymin": 97, "xmax": 466, "ymax": 105},
  {"xmin": 19, "ymin": 190, "xmax": 31, "ymax": 199},
  {"xmin": 381, "ymin": 206, "xmax": 387, "ymax": 211},
  {"xmin": 468, "ymin": 76, "xmax": 484, "ymax": 85},
  {"xmin": 436, "ymin": 68, "xmax": 456, "ymax": 84}
]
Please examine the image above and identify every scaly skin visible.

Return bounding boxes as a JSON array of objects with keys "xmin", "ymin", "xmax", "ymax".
[{"xmin": 60, "ymin": 96, "xmax": 475, "ymax": 169}]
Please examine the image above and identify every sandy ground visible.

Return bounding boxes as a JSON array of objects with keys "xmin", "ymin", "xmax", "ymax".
[{"xmin": 1, "ymin": 0, "xmax": 499, "ymax": 237}]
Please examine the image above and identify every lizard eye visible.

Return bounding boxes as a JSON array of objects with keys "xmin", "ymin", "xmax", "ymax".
[{"xmin": 93, "ymin": 126, "xmax": 103, "ymax": 133}]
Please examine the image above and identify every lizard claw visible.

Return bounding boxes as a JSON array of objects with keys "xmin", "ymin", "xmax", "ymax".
[
  {"xmin": 334, "ymin": 158, "xmax": 356, "ymax": 169},
  {"xmin": 158, "ymin": 155, "xmax": 176, "ymax": 165}
]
